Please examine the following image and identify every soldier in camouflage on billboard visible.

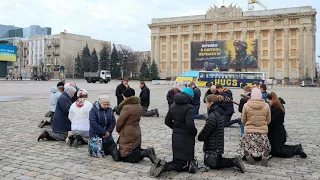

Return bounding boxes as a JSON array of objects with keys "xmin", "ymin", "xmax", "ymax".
[{"xmin": 229, "ymin": 40, "xmax": 257, "ymax": 69}]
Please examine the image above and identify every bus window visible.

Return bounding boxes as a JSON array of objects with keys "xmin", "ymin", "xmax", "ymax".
[
  {"xmin": 246, "ymin": 73, "xmax": 255, "ymax": 79},
  {"xmin": 199, "ymin": 73, "xmax": 204, "ymax": 78}
]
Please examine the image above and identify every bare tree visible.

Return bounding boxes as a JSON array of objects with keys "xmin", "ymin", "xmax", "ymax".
[
  {"xmin": 61, "ymin": 55, "xmax": 74, "ymax": 78},
  {"xmin": 117, "ymin": 45, "xmax": 139, "ymax": 77}
]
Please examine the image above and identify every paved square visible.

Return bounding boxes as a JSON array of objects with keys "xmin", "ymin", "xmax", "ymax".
[{"xmin": 0, "ymin": 80, "xmax": 319, "ymax": 180}]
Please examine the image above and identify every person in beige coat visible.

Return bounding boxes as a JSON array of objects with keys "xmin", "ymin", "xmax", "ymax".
[
  {"xmin": 236, "ymin": 88, "xmax": 271, "ymax": 167},
  {"xmin": 116, "ymin": 88, "xmax": 157, "ymax": 163}
]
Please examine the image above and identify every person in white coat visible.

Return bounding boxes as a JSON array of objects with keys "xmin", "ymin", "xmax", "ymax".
[{"xmin": 67, "ymin": 89, "xmax": 93, "ymax": 147}]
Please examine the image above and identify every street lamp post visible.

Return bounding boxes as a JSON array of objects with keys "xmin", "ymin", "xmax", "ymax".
[{"xmin": 123, "ymin": 55, "xmax": 128, "ymax": 78}]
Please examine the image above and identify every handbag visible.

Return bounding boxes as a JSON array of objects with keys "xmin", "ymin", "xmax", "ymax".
[{"xmin": 88, "ymin": 136, "xmax": 105, "ymax": 158}]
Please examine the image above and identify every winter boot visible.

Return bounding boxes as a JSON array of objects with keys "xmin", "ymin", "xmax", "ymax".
[
  {"xmin": 244, "ymin": 150, "xmax": 255, "ymax": 165},
  {"xmin": 109, "ymin": 144, "xmax": 120, "ymax": 161},
  {"xmin": 72, "ymin": 135, "xmax": 82, "ymax": 148},
  {"xmin": 188, "ymin": 159, "xmax": 198, "ymax": 173},
  {"xmin": 150, "ymin": 159, "xmax": 167, "ymax": 177},
  {"xmin": 37, "ymin": 130, "xmax": 49, "ymax": 141},
  {"xmin": 233, "ymin": 155, "xmax": 245, "ymax": 173},
  {"xmin": 261, "ymin": 150, "xmax": 269, "ymax": 167},
  {"xmin": 66, "ymin": 135, "xmax": 75, "ymax": 147},
  {"xmin": 294, "ymin": 144, "xmax": 307, "ymax": 158},
  {"xmin": 141, "ymin": 148, "xmax": 157, "ymax": 163}
]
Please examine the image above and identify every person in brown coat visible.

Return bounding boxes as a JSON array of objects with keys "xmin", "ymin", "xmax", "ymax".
[
  {"xmin": 236, "ymin": 88, "xmax": 271, "ymax": 167},
  {"xmin": 116, "ymin": 88, "xmax": 157, "ymax": 163}
]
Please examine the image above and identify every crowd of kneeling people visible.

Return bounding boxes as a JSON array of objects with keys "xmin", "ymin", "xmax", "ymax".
[{"xmin": 37, "ymin": 80, "xmax": 307, "ymax": 177}]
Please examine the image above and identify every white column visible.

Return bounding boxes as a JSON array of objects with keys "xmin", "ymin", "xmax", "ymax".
[
  {"xmin": 242, "ymin": 30, "xmax": 247, "ymax": 39},
  {"xmin": 151, "ymin": 36, "xmax": 155, "ymax": 62},
  {"xmin": 200, "ymin": 32, "xmax": 205, "ymax": 41},
  {"xmin": 166, "ymin": 35, "xmax": 171, "ymax": 79},
  {"xmin": 298, "ymin": 27, "xmax": 305, "ymax": 79},
  {"xmin": 177, "ymin": 34, "xmax": 182, "ymax": 76},
  {"xmin": 188, "ymin": 33, "xmax": 193, "ymax": 71},
  {"xmin": 269, "ymin": 29, "xmax": 275, "ymax": 79},
  {"xmin": 155, "ymin": 36, "xmax": 160, "ymax": 69},
  {"xmin": 306, "ymin": 27, "xmax": 312, "ymax": 78},
  {"xmin": 28, "ymin": 41, "xmax": 32, "ymax": 66},
  {"xmin": 283, "ymin": 28, "xmax": 289, "ymax": 79}
]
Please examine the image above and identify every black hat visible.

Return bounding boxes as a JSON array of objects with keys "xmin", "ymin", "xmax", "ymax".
[
  {"xmin": 57, "ymin": 82, "xmax": 64, "ymax": 87},
  {"xmin": 122, "ymin": 88, "xmax": 135, "ymax": 98}
]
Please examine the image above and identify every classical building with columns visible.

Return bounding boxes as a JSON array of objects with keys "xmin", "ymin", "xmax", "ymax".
[{"xmin": 148, "ymin": 5, "xmax": 316, "ymax": 80}]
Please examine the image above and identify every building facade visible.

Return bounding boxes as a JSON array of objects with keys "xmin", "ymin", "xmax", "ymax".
[
  {"xmin": 148, "ymin": 5, "xmax": 316, "ymax": 80},
  {"xmin": 0, "ymin": 24, "xmax": 51, "ymax": 38},
  {"xmin": 0, "ymin": 24, "xmax": 20, "ymax": 38}
]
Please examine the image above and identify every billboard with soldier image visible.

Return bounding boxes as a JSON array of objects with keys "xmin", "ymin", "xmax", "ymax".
[{"xmin": 191, "ymin": 40, "xmax": 258, "ymax": 71}]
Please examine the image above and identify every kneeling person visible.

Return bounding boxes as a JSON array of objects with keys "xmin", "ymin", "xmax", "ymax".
[{"xmin": 198, "ymin": 95, "xmax": 245, "ymax": 173}]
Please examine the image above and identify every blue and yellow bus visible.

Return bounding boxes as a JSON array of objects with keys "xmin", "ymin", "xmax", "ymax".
[{"xmin": 198, "ymin": 71, "xmax": 266, "ymax": 88}]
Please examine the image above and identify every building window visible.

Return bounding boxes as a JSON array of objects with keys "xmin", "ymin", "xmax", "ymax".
[
  {"xmin": 161, "ymin": 37, "xmax": 166, "ymax": 43},
  {"xmin": 248, "ymin": 21, "xmax": 255, "ymax": 28},
  {"xmin": 277, "ymin": 59, "xmax": 282, "ymax": 68},
  {"xmin": 276, "ymin": 70, "xmax": 282, "ymax": 79},
  {"xmin": 262, "ymin": 31, "xmax": 269, "ymax": 37},
  {"xmin": 206, "ymin": 34, "xmax": 213, "ymax": 40},
  {"xmin": 220, "ymin": 32, "xmax": 227, "ymax": 40},
  {"xmin": 183, "ymin": 35, "xmax": 189, "ymax": 42},
  {"xmin": 275, "ymin": 20, "xmax": 282, "ymax": 25},
  {"xmin": 184, "ymin": 62, "xmax": 189, "ymax": 69},
  {"xmin": 173, "ymin": 53, "xmax": 177, "ymax": 59},
  {"xmin": 162, "ymin": 53, "xmax": 166, "ymax": 59},
  {"xmin": 171, "ymin": 27, "xmax": 177, "ymax": 32},
  {"xmin": 291, "ymin": 29, "xmax": 297, "ymax": 36},
  {"xmin": 290, "ymin": 19, "xmax": 297, "ymax": 25},
  {"xmin": 206, "ymin": 25, "xmax": 213, "ymax": 30},
  {"xmin": 248, "ymin": 31, "xmax": 254, "ymax": 39},
  {"xmin": 219, "ymin": 23, "xmax": 227, "ymax": 29},
  {"xmin": 182, "ymin": 26, "xmax": 189, "ymax": 32},
  {"xmin": 194, "ymin": 25, "xmax": 201, "ymax": 31},
  {"xmin": 160, "ymin": 28, "xmax": 166, "ymax": 33},
  {"xmin": 235, "ymin": 22, "xmax": 241, "ymax": 28},
  {"xmin": 263, "ymin": 59, "xmax": 268, "ymax": 68},
  {"xmin": 276, "ymin": 40, "xmax": 282, "ymax": 48},
  {"xmin": 291, "ymin": 70, "xmax": 297, "ymax": 79},
  {"xmin": 261, "ymin": 21, "xmax": 268, "ymax": 27},
  {"xmin": 235, "ymin": 32, "xmax": 241, "ymax": 39},
  {"xmin": 291, "ymin": 39, "xmax": 297, "ymax": 47},
  {"xmin": 162, "ymin": 45, "xmax": 166, "ymax": 51},
  {"xmin": 291, "ymin": 59, "xmax": 297, "ymax": 68},
  {"xmin": 173, "ymin": 62, "xmax": 177, "ymax": 69},
  {"xmin": 276, "ymin": 30, "xmax": 282, "ymax": 37},
  {"xmin": 291, "ymin": 49, "xmax": 297, "ymax": 56},
  {"xmin": 184, "ymin": 44, "xmax": 188, "ymax": 50},
  {"xmin": 263, "ymin": 40, "xmax": 268, "ymax": 47},
  {"xmin": 276, "ymin": 49, "xmax": 282, "ymax": 56},
  {"xmin": 184, "ymin": 53, "xmax": 188, "ymax": 59},
  {"xmin": 172, "ymin": 36, "xmax": 177, "ymax": 42},
  {"xmin": 263, "ymin": 50, "xmax": 268, "ymax": 56},
  {"xmin": 173, "ymin": 44, "xmax": 177, "ymax": 51},
  {"xmin": 194, "ymin": 34, "xmax": 200, "ymax": 41},
  {"xmin": 161, "ymin": 62, "xmax": 166, "ymax": 69}
]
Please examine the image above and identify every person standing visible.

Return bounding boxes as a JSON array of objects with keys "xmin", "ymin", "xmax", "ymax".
[
  {"xmin": 238, "ymin": 86, "xmax": 252, "ymax": 113},
  {"xmin": 236, "ymin": 88, "xmax": 271, "ymax": 167},
  {"xmin": 139, "ymin": 81, "xmax": 159, "ymax": 117},
  {"xmin": 116, "ymin": 88, "xmax": 157, "ymax": 163},
  {"xmin": 89, "ymin": 95, "xmax": 119, "ymax": 160},
  {"xmin": 216, "ymin": 84, "xmax": 240, "ymax": 127},
  {"xmin": 266, "ymin": 92, "xmax": 307, "ymax": 158},
  {"xmin": 149, "ymin": 87, "xmax": 198, "ymax": 177},
  {"xmin": 166, "ymin": 85, "xmax": 181, "ymax": 108},
  {"xmin": 198, "ymin": 94, "xmax": 245, "ymax": 173},
  {"xmin": 189, "ymin": 82, "xmax": 205, "ymax": 119},
  {"xmin": 252, "ymin": 81, "xmax": 260, "ymax": 89},
  {"xmin": 260, "ymin": 84, "xmax": 268, "ymax": 103},
  {"xmin": 115, "ymin": 79, "xmax": 129, "ymax": 106}
]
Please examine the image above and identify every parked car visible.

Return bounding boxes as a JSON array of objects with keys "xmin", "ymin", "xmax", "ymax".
[{"xmin": 301, "ymin": 81, "xmax": 317, "ymax": 87}]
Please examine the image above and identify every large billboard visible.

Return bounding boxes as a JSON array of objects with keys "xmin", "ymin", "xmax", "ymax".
[
  {"xmin": 191, "ymin": 40, "xmax": 258, "ymax": 70},
  {"xmin": 0, "ymin": 44, "xmax": 17, "ymax": 62}
]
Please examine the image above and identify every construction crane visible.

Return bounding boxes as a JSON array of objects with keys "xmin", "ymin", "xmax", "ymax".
[{"xmin": 248, "ymin": 0, "xmax": 267, "ymax": 11}]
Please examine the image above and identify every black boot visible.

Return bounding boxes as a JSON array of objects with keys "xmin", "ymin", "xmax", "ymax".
[
  {"xmin": 244, "ymin": 150, "xmax": 255, "ymax": 165},
  {"xmin": 155, "ymin": 109, "xmax": 159, "ymax": 117},
  {"xmin": 140, "ymin": 148, "xmax": 157, "ymax": 163},
  {"xmin": 37, "ymin": 130, "xmax": 49, "ymax": 141},
  {"xmin": 233, "ymin": 155, "xmax": 245, "ymax": 173},
  {"xmin": 67, "ymin": 135, "xmax": 75, "ymax": 147},
  {"xmin": 294, "ymin": 144, "xmax": 307, "ymax": 158},
  {"xmin": 109, "ymin": 144, "xmax": 120, "ymax": 161},
  {"xmin": 72, "ymin": 135, "xmax": 82, "ymax": 147},
  {"xmin": 188, "ymin": 159, "xmax": 198, "ymax": 173},
  {"xmin": 150, "ymin": 159, "xmax": 167, "ymax": 177}
]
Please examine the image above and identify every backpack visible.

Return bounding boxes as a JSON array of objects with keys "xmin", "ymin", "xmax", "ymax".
[{"xmin": 88, "ymin": 137, "xmax": 105, "ymax": 158}]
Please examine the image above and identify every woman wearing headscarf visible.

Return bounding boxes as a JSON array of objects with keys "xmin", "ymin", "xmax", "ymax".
[
  {"xmin": 116, "ymin": 88, "xmax": 157, "ymax": 163},
  {"xmin": 38, "ymin": 85, "xmax": 76, "ymax": 141},
  {"xmin": 149, "ymin": 87, "xmax": 198, "ymax": 177},
  {"xmin": 67, "ymin": 89, "xmax": 93, "ymax": 147},
  {"xmin": 266, "ymin": 92, "xmax": 307, "ymax": 158},
  {"xmin": 236, "ymin": 88, "xmax": 271, "ymax": 167},
  {"xmin": 89, "ymin": 95, "xmax": 119, "ymax": 160}
]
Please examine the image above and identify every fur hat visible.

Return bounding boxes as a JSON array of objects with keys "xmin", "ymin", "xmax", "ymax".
[{"xmin": 123, "ymin": 88, "xmax": 135, "ymax": 98}]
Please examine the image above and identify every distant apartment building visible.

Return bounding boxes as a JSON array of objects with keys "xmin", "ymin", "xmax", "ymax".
[
  {"xmin": 0, "ymin": 24, "xmax": 51, "ymax": 38},
  {"xmin": 135, "ymin": 51, "xmax": 151, "ymax": 71},
  {"xmin": 0, "ymin": 24, "xmax": 21, "ymax": 38}
]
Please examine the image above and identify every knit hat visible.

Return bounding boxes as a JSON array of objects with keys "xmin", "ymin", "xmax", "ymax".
[
  {"xmin": 122, "ymin": 88, "xmax": 135, "ymax": 98},
  {"xmin": 99, "ymin": 95, "xmax": 110, "ymax": 104},
  {"xmin": 64, "ymin": 86, "xmax": 76, "ymax": 98},
  {"xmin": 182, "ymin": 87, "xmax": 194, "ymax": 98},
  {"xmin": 251, "ymin": 88, "xmax": 262, "ymax": 99},
  {"xmin": 77, "ymin": 89, "xmax": 88, "ymax": 97},
  {"xmin": 57, "ymin": 82, "xmax": 64, "ymax": 88}
]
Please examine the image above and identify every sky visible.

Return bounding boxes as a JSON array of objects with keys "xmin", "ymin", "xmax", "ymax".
[{"xmin": 0, "ymin": 0, "xmax": 319, "ymax": 61}]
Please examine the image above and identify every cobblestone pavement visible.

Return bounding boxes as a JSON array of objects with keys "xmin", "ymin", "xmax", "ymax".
[{"xmin": 0, "ymin": 80, "xmax": 319, "ymax": 180}]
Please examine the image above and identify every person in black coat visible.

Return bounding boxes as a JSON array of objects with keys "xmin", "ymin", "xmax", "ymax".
[
  {"xmin": 149, "ymin": 88, "xmax": 198, "ymax": 177},
  {"xmin": 139, "ymin": 82, "xmax": 158, "ymax": 117},
  {"xmin": 238, "ymin": 86, "xmax": 252, "ymax": 113},
  {"xmin": 115, "ymin": 80, "xmax": 129, "ymax": 105},
  {"xmin": 38, "ymin": 86, "xmax": 77, "ymax": 141},
  {"xmin": 266, "ymin": 92, "xmax": 307, "ymax": 158},
  {"xmin": 189, "ymin": 82, "xmax": 205, "ymax": 119},
  {"xmin": 203, "ymin": 85, "xmax": 218, "ymax": 103},
  {"xmin": 198, "ymin": 94, "xmax": 245, "ymax": 173},
  {"xmin": 166, "ymin": 85, "xmax": 181, "ymax": 108}
]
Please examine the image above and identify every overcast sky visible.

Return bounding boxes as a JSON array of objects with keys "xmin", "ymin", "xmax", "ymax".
[{"xmin": 0, "ymin": 0, "xmax": 319, "ymax": 61}]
